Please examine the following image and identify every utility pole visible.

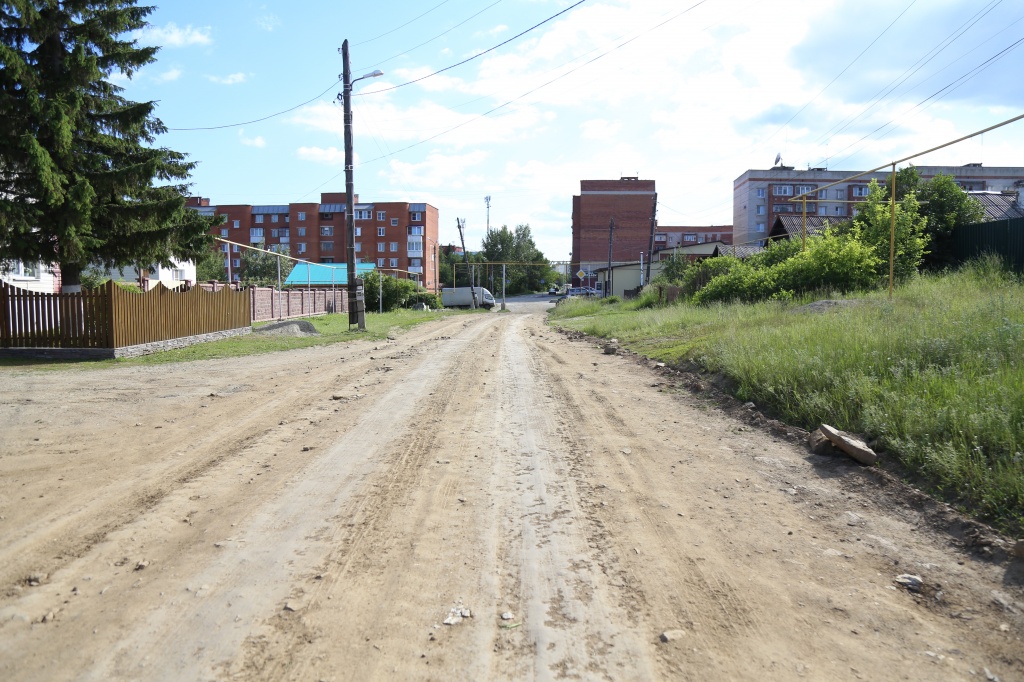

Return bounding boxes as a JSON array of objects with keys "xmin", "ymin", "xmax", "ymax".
[
  {"xmin": 341, "ymin": 40, "xmax": 364, "ymax": 330},
  {"xmin": 485, "ymin": 196, "xmax": 491, "ymax": 232},
  {"xmin": 646, "ymin": 192, "xmax": 658, "ymax": 286},
  {"xmin": 606, "ymin": 217, "xmax": 614, "ymax": 297}
]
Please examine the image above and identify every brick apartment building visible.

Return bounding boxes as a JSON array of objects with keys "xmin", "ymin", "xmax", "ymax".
[
  {"xmin": 571, "ymin": 177, "xmax": 732, "ymax": 288},
  {"xmin": 188, "ymin": 193, "xmax": 440, "ymax": 291},
  {"xmin": 734, "ymin": 163, "xmax": 1024, "ymax": 249},
  {"xmin": 571, "ymin": 177, "xmax": 657, "ymax": 288}
]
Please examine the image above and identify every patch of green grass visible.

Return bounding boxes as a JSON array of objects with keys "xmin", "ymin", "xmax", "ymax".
[
  {"xmin": 550, "ymin": 263, "xmax": 1024, "ymax": 535},
  {"xmin": 0, "ymin": 308, "xmax": 466, "ymax": 370}
]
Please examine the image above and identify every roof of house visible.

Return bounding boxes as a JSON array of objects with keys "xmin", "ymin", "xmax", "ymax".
[
  {"xmin": 715, "ymin": 244, "xmax": 765, "ymax": 258},
  {"xmin": 768, "ymin": 214, "xmax": 852, "ymax": 241},
  {"xmin": 283, "ymin": 262, "xmax": 376, "ymax": 287},
  {"xmin": 967, "ymin": 192, "xmax": 1024, "ymax": 221}
]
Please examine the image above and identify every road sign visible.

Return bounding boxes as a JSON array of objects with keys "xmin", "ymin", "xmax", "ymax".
[{"xmin": 576, "ymin": 269, "xmax": 586, "ymax": 279}]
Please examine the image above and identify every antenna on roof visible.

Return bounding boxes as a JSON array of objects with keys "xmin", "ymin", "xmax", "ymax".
[{"xmin": 774, "ymin": 153, "xmax": 782, "ymax": 166}]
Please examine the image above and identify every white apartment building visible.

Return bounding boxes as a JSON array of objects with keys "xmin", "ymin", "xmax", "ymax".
[{"xmin": 733, "ymin": 164, "xmax": 1024, "ymax": 248}]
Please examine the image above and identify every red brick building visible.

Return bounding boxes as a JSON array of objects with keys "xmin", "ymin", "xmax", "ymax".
[
  {"xmin": 188, "ymin": 193, "xmax": 440, "ymax": 291},
  {"xmin": 571, "ymin": 177, "xmax": 657, "ymax": 288}
]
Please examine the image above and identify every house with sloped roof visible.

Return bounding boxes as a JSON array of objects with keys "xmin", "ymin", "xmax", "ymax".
[
  {"xmin": 768, "ymin": 214, "xmax": 851, "ymax": 242},
  {"xmin": 967, "ymin": 191, "xmax": 1024, "ymax": 221}
]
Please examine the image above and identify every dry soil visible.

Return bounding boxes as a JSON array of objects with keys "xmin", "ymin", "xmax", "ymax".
[{"xmin": 0, "ymin": 299, "xmax": 1021, "ymax": 681}]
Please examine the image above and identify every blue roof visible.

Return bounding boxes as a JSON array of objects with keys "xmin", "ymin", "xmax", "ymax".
[{"xmin": 284, "ymin": 262, "xmax": 376, "ymax": 286}]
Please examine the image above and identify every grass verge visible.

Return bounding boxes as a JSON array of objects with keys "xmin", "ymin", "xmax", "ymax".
[
  {"xmin": 549, "ymin": 261, "xmax": 1024, "ymax": 536},
  {"xmin": 0, "ymin": 308, "xmax": 472, "ymax": 370}
]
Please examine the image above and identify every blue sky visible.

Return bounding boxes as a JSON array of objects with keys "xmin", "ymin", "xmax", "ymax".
[{"xmin": 118, "ymin": 0, "xmax": 1024, "ymax": 260}]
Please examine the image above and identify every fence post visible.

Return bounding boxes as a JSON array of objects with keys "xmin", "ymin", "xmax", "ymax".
[{"xmin": 0, "ymin": 282, "xmax": 9, "ymax": 349}]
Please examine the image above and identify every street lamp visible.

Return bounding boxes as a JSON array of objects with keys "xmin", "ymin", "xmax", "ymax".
[{"xmin": 339, "ymin": 38, "xmax": 383, "ymax": 330}]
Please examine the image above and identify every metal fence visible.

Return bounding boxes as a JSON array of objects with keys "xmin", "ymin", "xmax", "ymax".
[
  {"xmin": 1, "ymin": 280, "xmax": 250, "ymax": 349},
  {"xmin": 954, "ymin": 218, "xmax": 1024, "ymax": 272}
]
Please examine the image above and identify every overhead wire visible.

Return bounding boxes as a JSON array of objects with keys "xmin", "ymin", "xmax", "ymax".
[
  {"xmin": 356, "ymin": 0, "xmax": 505, "ymax": 71},
  {"xmin": 353, "ymin": 0, "xmax": 452, "ymax": 46},
  {"xmin": 302, "ymin": 0, "xmax": 710, "ymax": 197}
]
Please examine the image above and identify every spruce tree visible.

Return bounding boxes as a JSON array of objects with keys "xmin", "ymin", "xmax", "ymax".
[{"xmin": 0, "ymin": 1, "xmax": 217, "ymax": 291}]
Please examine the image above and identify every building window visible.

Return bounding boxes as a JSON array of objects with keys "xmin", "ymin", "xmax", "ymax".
[
  {"xmin": 298, "ymin": 211, "xmax": 306, "ymax": 221},
  {"xmin": 835, "ymin": 206, "xmax": 845, "ymax": 216},
  {"xmin": 321, "ymin": 241, "xmax": 334, "ymax": 251},
  {"xmin": 271, "ymin": 228, "xmax": 280, "ymax": 238},
  {"xmin": 233, "ymin": 219, "xmax": 240, "ymax": 228},
  {"xmin": 320, "ymin": 212, "xmax": 333, "ymax": 220},
  {"xmin": 355, "ymin": 227, "xmax": 361, "ymax": 237},
  {"xmin": 773, "ymin": 185, "xmax": 793, "ymax": 196},
  {"xmin": 355, "ymin": 209, "xmax": 371, "ymax": 220},
  {"xmin": 755, "ymin": 223, "xmax": 766, "ymax": 232},
  {"xmin": 408, "ymin": 225, "xmax": 424, "ymax": 235},
  {"xmin": 297, "ymin": 243, "xmax": 307, "ymax": 254},
  {"xmin": 390, "ymin": 242, "xmax": 398, "ymax": 252},
  {"xmin": 320, "ymin": 226, "xmax": 333, "ymax": 237},
  {"xmin": 756, "ymin": 188, "xmax": 766, "ymax": 198},
  {"xmin": 354, "ymin": 242, "xmax": 362, "ymax": 252},
  {"xmin": 683, "ymin": 234, "xmax": 697, "ymax": 242},
  {"xmin": 232, "ymin": 259, "xmax": 241, "ymax": 268},
  {"xmin": 279, "ymin": 228, "xmax": 289, "ymax": 237},
  {"xmin": 250, "ymin": 227, "xmax": 264, "ymax": 240},
  {"xmin": 389, "ymin": 258, "xmax": 398, "ymax": 268},
  {"xmin": 377, "ymin": 211, "xmax": 386, "ymax": 221},
  {"xmin": 852, "ymin": 185, "xmax": 870, "ymax": 197},
  {"xmin": 320, "ymin": 258, "xmax": 335, "ymax": 263},
  {"xmin": 819, "ymin": 206, "xmax": 828, "ymax": 215},
  {"xmin": 834, "ymin": 189, "xmax": 845, "ymax": 200},
  {"xmin": 391, "ymin": 218, "xmax": 398, "ymax": 226},
  {"xmin": 755, "ymin": 205, "xmax": 765, "ymax": 215},
  {"xmin": 773, "ymin": 204, "xmax": 793, "ymax": 213},
  {"xmin": 410, "ymin": 212, "xmax": 423, "ymax": 221},
  {"xmin": 285, "ymin": 215, "xmax": 290, "ymax": 224},
  {"xmin": 408, "ymin": 238, "xmax": 423, "ymax": 251},
  {"xmin": 220, "ymin": 228, "xmax": 228, "ymax": 237},
  {"xmin": 377, "ymin": 258, "xmax": 385, "ymax": 267},
  {"xmin": 222, "ymin": 244, "xmax": 230, "ymax": 253},
  {"xmin": 377, "ymin": 242, "xmax": 385, "ymax": 252},
  {"xmin": 255, "ymin": 214, "xmax": 264, "ymax": 223},
  {"xmin": 233, "ymin": 244, "xmax": 240, "ymax": 252},
  {"xmin": 411, "ymin": 258, "xmax": 422, "ymax": 267},
  {"xmin": 272, "ymin": 214, "xmax": 278, "ymax": 223},
  {"xmin": 818, "ymin": 189, "xmax": 828, "ymax": 199},
  {"xmin": 377, "ymin": 227, "xmax": 386, "ymax": 237},
  {"xmin": 795, "ymin": 185, "xmax": 815, "ymax": 195},
  {"xmin": 297, "ymin": 227, "xmax": 306, "ymax": 236}
]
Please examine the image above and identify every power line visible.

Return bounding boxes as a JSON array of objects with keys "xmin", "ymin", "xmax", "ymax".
[
  {"xmin": 167, "ymin": 80, "xmax": 340, "ymax": 132},
  {"xmin": 356, "ymin": 0, "xmax": 505, "ymax": 71},
  {"xmin": 813, "ymin": 0, "xmax": 1005, "ymax": 150},
  {"xmin": 763, "ymin": 0, "xmax": 918, "ymax": 146},
  {"xmin": 353, "ymin": 0, "xmax": 453, "ymax": 47},
  {"xmin": 302, "ymin": 0, "xmax": 709, "ymax": 197},
  {"xmin": 358, "ymin": 0, "xmax": 589, "ymax": 96}
]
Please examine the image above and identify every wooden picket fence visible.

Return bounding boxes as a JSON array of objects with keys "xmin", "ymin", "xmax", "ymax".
[{"xmin": 0, "ymin": 280, "xmax": 250, "ymax": 349}]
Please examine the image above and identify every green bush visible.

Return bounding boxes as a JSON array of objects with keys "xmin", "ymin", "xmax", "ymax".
[
  {"xmin": 406, "ymin": 292, "xmax": 442, "ymax": 309},
  {"xmin": 600, "ymin": 295, "xmax": 620, "ymax": 305},
  {"xmin": 680, "ymin": 255, "xmax": 742, "ymax": 297}
]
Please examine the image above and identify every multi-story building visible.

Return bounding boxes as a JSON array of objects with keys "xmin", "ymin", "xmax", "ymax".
[
  {"xmin": 734, "ymin": 163, "xmax": 1024, "ymax": 249},
  {"xmin": 188, "ymin": 193, "xmax": 440, "ymax": 291},
  {"xmin": 571, "ymin": 177, "xmax": 657, "ymax": 289},
  {"xmin": 654, "ymin": 226, "xmax": 733, "ymax": 251}
]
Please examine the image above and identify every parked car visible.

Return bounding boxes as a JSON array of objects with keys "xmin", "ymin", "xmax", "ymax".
[
  {"xmin": 548, "ymin": 286, "xmax": 558, "ymax": 295},
  {"xmin": 566, "ymin": 287, "xmax": 596, "ymax": 297}
]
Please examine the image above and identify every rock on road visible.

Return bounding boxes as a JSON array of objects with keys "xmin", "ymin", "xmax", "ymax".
[{"xmin": 0, "ymin": 296, "xmax": 1021, "ymax": 680}]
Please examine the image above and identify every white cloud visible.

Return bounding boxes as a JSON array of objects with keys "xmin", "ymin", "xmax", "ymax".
[
  {"xmin": 156, "ymin": 68, "xmax": 182, "ymax": 83},
  {"xmin": 134, "ymin": 22, "xmax": 212, "ymax": 47},
  {"xmin": 297, "ymin": 146, "xmax": 346, "ymax": 165},
  {"xmin": 476, "ymin": 24, "xmax": 508, "ymax": 38},
  {"xmin": 256, "ymin": 14, "xmax": 280, "ymax": 31},
  {"xmin": 207, "ymin": 72, "xmax": 247, "ymax": 85},
  {"xmin": 239, "ymin": 130, "xmax": 266, "ymax": 148},
  {"xmin": 108, "ymin": 71, "xmax": 130, "ymax": 85},
  {"xmin": 579, "ymin": 119, "xmax": 621, "ymax": 140},
  {"xmin": 384, "ymin": 151, "xmax": 489, "ymax": 189}
]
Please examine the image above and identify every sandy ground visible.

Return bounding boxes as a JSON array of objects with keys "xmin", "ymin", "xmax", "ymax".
[{"xmin": 0, "ymin": 297, "xmax": 1021, "ymax": 681}]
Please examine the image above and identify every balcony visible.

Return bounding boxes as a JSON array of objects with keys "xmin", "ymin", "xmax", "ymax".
[
  {"xmin": 407, "ymin": 248, "xmax": 424, "ymax": 257},
  {"xmin": 408, "ymin": 266, "xmax": 424, "ymax": 274}
]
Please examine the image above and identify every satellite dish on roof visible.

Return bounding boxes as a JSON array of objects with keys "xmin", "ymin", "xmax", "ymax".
[{"xmin": 774, "ymin": 153, "xmax": 782, "ymax": 166}]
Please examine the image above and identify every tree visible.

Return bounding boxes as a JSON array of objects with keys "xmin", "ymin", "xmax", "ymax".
[
  {"xmin": 480, "ymin": 224, "xmax": 556, "ymax": 294},
  {"xmin": 850, "ymin": 180, "xmax": 927, "ymax": 283},
  {"xmin": 240, "ymin": 247, "xmax": 293, "ymax": 287},
  {"xmin": 195, "ymin": 245, "xmax": 226, "ymax": 282},
  {"xmin": 916, "ymin": 174, "xmax": 985, "ymax": 270},
  {"xmin": 362, "ymin": 270, "xmax": 419, "ymax": 312},
  {"xmin": 0, "ymin": 1, "xmax": 218, "ymax": 292}
]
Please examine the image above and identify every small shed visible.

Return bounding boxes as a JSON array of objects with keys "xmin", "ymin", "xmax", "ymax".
[{"xmin": 283, "ymin": 262, "xmax": 376, "ymax": 287}]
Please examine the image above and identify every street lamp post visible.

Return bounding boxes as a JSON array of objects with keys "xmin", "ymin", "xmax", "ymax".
[{"xmin": 340, "ymin": 39, "xmax": 383, "ymax": 331}]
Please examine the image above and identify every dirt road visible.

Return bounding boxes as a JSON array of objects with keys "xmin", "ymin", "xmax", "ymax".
[{"xmin": 1, "ymin": 299, "xmax": 1021, "ymax": 680}]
